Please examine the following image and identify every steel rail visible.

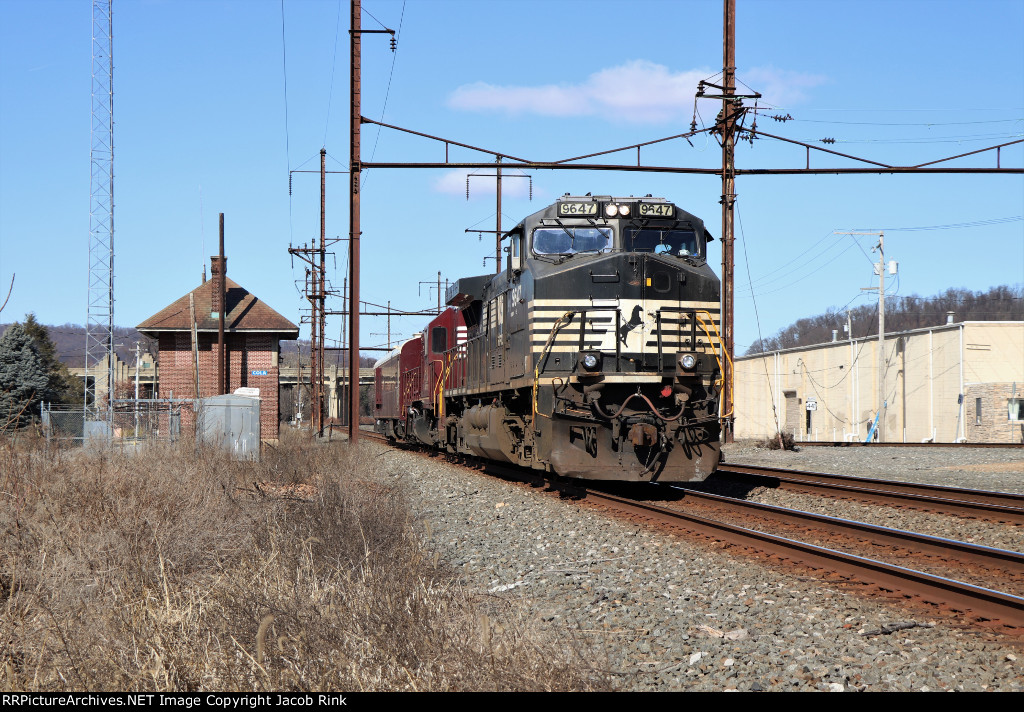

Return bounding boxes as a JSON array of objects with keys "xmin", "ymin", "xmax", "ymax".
[
  {"xmin": 661, "ymin": 484, "xmax": 1024, "ymax": 575},
  {"xmin": 717, "ymin": 464, "xmax": 1024, "ymax": 523},
  {"xmin": 584, "ymin": 488, "xmax": 1024, "ymax": 630}
]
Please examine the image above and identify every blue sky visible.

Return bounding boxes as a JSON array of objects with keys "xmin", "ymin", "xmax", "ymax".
[{"xmin": 1, "ymin": 0, "xmax": 1022, "ymax": 357}]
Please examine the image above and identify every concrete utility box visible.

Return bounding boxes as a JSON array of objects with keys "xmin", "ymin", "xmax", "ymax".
[{"xmin": 197, "ymin": 394, "xmax": 261, "ymax": 460}]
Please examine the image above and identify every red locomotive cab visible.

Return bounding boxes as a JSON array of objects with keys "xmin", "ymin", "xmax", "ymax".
[
  {"xmin": 420, "ymin": 308, "xmax": 468, "ymax": 406},
  {"xmin": 399, "ymin": 334, "xmax": 424, "ymax": 416},
  {"xmin": 372, "ymin": 335, "xmax": 422, "ymax": 440}
]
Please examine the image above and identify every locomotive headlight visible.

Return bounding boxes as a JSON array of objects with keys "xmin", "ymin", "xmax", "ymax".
[
  {"xmin": 617, "ymin": 204, "xmax": 631, "ymax": 216},
  {"xmin": 679, "ymin": 354, "xmax": 697, "ymax": 370},
  {"xmin": 604, "ymin": 203, "xmax": 619, "ymax": 217},
  {"xmin": 580, "ymin": 351, "xmax": 602, "ymax": 373}
]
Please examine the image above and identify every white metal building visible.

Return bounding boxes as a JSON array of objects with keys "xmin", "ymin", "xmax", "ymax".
[{"xmin": 734, "ymin": 321, "xmax": 1024, "ymax": 444}]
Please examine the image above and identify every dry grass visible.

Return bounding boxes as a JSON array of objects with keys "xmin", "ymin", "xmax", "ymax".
[
  {"xmin": 757, "ymin": 432, "xmax": 797, "ymax": 451},
  {"xmin": 0, "ymin": 432, "xmax": 608, "ymax": 691}
]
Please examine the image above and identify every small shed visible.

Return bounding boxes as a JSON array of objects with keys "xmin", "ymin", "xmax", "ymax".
[{"xmin": 137, "ymin": 257, "xmax": 298, "ymax": 441}]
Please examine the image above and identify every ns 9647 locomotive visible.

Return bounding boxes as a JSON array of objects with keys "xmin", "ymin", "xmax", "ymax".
[{"xmin": 374, "ymin": 194, "xmax": 724, "ymax": 482}]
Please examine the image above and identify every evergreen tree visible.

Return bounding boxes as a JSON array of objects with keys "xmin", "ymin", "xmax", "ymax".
[
  {"xmin": 21, "ymin": 313, "xmax": 83, "ymax": 405},
  {"xmin": 0, "ymin": 323, "xmax": 49, "ymax": 429}
]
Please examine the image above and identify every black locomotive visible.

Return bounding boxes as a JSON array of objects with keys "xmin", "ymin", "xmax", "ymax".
[{"xmin": 374, "ymin": 194, "xmax": 724, "ymax": 482}]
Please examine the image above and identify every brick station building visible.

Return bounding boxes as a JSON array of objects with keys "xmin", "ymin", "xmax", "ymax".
[{"xmin": 137, "ymin": 258, "xmax": 299, "ymax": 440}]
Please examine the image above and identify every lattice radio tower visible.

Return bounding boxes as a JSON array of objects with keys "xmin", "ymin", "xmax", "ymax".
[{"xmin": 85, "ymin": 0, "xmax": 115, "ymax": 419}]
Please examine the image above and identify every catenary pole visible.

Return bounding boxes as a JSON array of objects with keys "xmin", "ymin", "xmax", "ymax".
[
  {"xmin": 348, "ymin": 0, "xmax": 362, "ymax": 443},
  {"xmin": 720, "ymin": 0, "xmax": 737, "ymax": 441}
]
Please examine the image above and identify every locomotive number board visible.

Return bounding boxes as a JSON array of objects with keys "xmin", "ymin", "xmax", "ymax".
[
  {"xmin": 637, "ymin": 203, "xmax": 675, "ymax": 217},
  {"xmin": 557, "ymin": 202, "xmax": 598, "ymax": 216}
]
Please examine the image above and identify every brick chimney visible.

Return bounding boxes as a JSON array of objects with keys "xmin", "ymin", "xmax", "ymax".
[{"xmin": 210, "ymin": 256, "xmax": 226, "ymax": 316}]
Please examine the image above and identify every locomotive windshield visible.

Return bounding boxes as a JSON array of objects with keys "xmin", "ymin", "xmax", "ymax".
[
  {"xmin": 624, "ymin": 227, "xmax": 700, "ymax": 258},
  {"xmin": 533, "ymin": 227, "xmax": 612, "ymax": 255}
]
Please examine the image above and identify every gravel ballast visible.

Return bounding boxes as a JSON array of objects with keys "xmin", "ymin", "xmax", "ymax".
[{"xmin": 373, "ymin": 441, "xmax": 1024, "ymax": 691}]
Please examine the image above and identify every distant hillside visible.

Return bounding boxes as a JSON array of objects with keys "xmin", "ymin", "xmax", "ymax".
[
  {"xmin": 0, "ymin": 322, "xmax": 158, "ymax": 367},
  {"xmin": 0, "ymin": 321, "xmax": 383, "ymax": 369},
  {"xmin": 745, "ymin": 285, "xmax": 1024, "ymax": 355}
]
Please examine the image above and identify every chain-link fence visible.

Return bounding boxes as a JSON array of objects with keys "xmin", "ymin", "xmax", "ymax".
[{"xmin": 42, "ymin": 399, "xmax": 188, "ymax": 447}]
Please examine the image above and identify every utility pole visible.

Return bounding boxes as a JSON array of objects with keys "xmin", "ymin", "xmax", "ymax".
[
  {"xmin": 495, "ymin": 156, "xmax": 502, "ymax": 274},
  {"xmin": 839, "ymin": 230, "xmax": 888, "ymax": 441},
  {"xmin": 466, "ymin": 170, "xmax": 531, "ymax": 274},
  {"xmin": 721, "ymin": 0, "xmax": 736, "ymax": 443},
  {"xmin": 133, "ymin": 340, "xmax": 140, "ymax": 436},
  {"xmin": 315, "ymin": 147, "xmax": 327, "ymax": 435},
  {"xmin": 217, "ymin": 213, "xmax": 225, "ymax": 395},
  {"xmin": 348, "ymin": 0, "xmax": 391, "ymax": 442},
  {"xmin": 698, "ymin": 0, "xmax": 756, "ymax": 442},
  {"xmin": 419, "ymin": 272, "xmax": 448, "ymax": 314},
  {"xmin": 874, "ymin": 233, "xmax": 886, "ymax": 442}
]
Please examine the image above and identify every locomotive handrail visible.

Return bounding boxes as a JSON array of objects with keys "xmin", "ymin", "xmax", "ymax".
[
  {"xmin": 534, "ymin": 311, "xmax": 577, "ymax": 423},
  {"xmin": 434, "ymin": 346, "xmax": 465, "ymax": 416},
  {"xmin": 694, "ymin": 309, "xmax": 733, "ymax": 419}
]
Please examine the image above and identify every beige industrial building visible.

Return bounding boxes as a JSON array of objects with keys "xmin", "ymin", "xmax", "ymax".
[{"xmin": 734, "ymin": 321, "xmax": 1024, "ymax": 444}]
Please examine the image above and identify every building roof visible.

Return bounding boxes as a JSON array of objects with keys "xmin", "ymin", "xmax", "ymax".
[
  {"xmin": 736, "ymin": 320, "xmax": 1024, "ymax": 361},
  {"xmin": 137, "ymin": 277, "xmax": 299, "ymax": 337}
]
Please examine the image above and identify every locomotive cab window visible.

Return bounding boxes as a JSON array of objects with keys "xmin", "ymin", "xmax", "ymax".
[
  {"xmin": 533, "ymin": 227, "xmax": 612, "ymax": 256},
  {"xmin": 431, "ymin": 326, "xmax": 447, "ymax": 354},
  {"xmin": 625, "ymin": 227, "xmax": 699, "ymax": 258}
]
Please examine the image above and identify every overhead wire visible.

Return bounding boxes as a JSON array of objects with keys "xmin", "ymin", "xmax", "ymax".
[
  {"xmin": 322, "ymin": 0, "xmax": 345, "ymax": 148},
  {"xmin": 738, "ymin": 206, "xmax": 784, "ymax": 437},
  {"xmin": 794, "ymin": 117, "xmax": 1023, "ymax": 127},
  {"xmin": 856, "ymin": 216, "xmax": 1023, "ymax": 232},
  {"xmin": 789, "ymin": 132, "xmax": 1024, "ymax": 146}
]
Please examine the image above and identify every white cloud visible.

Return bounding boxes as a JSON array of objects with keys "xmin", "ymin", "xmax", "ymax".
[
  {"xmin": 432, "ymin": 169, "xmax": 534, "ymax": 199},
  {"xmin": 449, "ymin": 60, "xmax": 709, "ymax": 124},
  {"xmin": 448, "ymin": 60, "xmax": 827, "ymax": 124},
  {"xmin": 742, "ymin": 66, "xmax": 827, "ymax": 107}
]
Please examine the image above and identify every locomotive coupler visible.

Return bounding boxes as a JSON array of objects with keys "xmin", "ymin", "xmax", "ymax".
[{"xmin": 628, "ymin": 422, "xmax": 658, "ymax": 447}]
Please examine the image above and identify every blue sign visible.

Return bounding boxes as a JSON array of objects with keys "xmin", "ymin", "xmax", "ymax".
[{"xmin": 251, "ymin": 370, "xmax": 268, "ymax": 376}]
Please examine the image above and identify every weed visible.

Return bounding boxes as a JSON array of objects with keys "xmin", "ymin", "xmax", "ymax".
[{"xmin": 0, "ymin": 432, "xmax": 607, "ymax": 691}]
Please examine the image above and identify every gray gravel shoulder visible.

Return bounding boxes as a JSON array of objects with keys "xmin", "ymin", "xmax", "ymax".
[{"xmin": 373, "ymin": 442, "xmax": 1024, "ymax": 692}]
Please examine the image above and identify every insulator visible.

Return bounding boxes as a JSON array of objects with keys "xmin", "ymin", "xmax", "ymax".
[
  {"xmin": 466, "ymin": 177, "xmax": 469, "ymax": 200},
  {"xmin": 528, "ymin": 177, "xmax": 533, "ymax": 200},
  {"xmin": 390, "ymin": 37, "xmax": 396, "ymax": 52},
  {"xmin": 289, "ymin": 174, "xmax": 293, "ymax": 196}
]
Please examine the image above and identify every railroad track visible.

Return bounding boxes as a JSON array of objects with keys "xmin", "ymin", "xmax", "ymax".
[
  {"xmin": 656, "ymin": 483, "xmax": 1024, "ymax": 583},
  {"xmin": 715, "ymin": 463, "xmax": 1024, "ymax": 524},
  {"xmin": 365, "ymin": 434, "xmax": 1024, "ymax": 633},
  {"xmin": 578, "ymin": 485, "xmax": 1024, "ymax": 632}
]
